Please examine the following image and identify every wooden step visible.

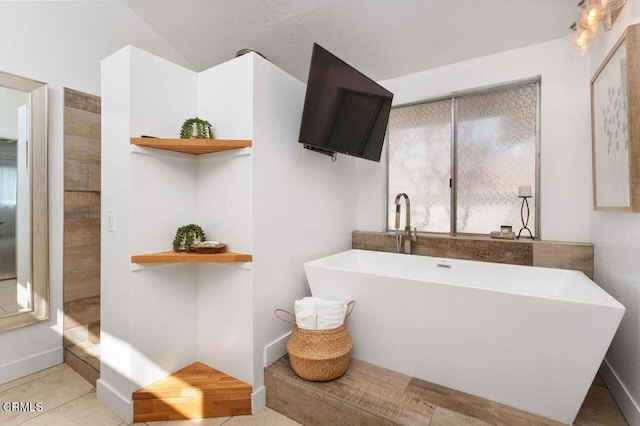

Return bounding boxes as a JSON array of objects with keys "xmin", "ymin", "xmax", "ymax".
[
  {"xmin": 265, "ymin": 356, "xmax": 566, "ymax": 426},
  {"xmin": 132, "ymin": 361, "xmax": 252, "ymax": 422},
  {"xmin": 265, "ymin": 355, "xmax": 434, "ymax": 425}
]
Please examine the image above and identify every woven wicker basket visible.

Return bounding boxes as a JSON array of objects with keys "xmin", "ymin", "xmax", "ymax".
[{"xmin": 275, "ymin": 300, "xmax": 355, "ymax": 381}]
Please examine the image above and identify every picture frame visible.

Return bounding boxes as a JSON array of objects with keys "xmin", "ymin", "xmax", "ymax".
[{"xmin": 591, "ymin": 22, "xmax": 640, "ymax": 211}]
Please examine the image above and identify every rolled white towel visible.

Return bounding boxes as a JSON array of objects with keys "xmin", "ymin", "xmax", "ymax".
[
  {"xmin": 295, "ymin": 310, "xmax": 317, "ymax": 330},
  {"xmin": 295, "ymin": 297, "xmax": 319, "ymax": 330},
  {"xmin": 316, "ymin": 299, "xmax": 347, "ymax": 330},
  {"xmin": 294, "ymin": 296, "xmax": 319, "ymax": 316}
]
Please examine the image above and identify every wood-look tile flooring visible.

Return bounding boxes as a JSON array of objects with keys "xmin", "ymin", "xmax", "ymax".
[
  {"xmin": 266, "ymin": 355, "xmax": 628, "ymax": 425},
  {"xmin": 0, "ymin": 364, "xmax": 300, "ymax": 426}
]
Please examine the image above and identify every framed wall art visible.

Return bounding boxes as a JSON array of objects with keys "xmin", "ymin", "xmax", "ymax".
[{"xmin": 591, "ymin": 22, "xmax": 640, "ymax": 211}]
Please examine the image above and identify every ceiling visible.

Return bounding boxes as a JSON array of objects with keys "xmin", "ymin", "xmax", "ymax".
[{"xmin": 123, "ymin": 0, "xmax": 577, "ymax": 82}]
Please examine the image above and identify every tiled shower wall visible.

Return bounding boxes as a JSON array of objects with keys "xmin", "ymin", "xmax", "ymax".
[{"xmin": 63, "ymin": 88, "xmax": 101, "ymax": 385}]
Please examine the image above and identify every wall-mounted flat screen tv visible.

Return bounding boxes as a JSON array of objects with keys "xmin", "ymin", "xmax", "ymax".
[{"xmin": 298, "ymin": 43, "xmax": 393, "ymax": 162}]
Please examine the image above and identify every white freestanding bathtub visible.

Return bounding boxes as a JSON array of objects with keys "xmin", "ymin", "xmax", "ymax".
[{"xmin": 304, "ymin": 249, "xmax": 624, "ymax": 424}]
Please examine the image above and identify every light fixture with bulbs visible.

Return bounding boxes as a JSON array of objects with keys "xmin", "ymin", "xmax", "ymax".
[{"xmin": 570, "ymin": 0, "xmax": 627, "ymax": 53}]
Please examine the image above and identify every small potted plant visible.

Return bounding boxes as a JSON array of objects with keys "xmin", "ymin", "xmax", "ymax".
[
  {"xmin": 180, "ymin": 117, "xmax": 214, "ymax": 139},
  {"xmin": 173, "ymin": 224, "xmax": 206, "ymax": 252}
]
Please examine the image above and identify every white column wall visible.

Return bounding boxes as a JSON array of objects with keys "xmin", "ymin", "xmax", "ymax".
[
  {"xmin": 361, "ymin": 37, "xmax": 592, "ymax": 243},
  {"xmin": 100, "ymin": 46, "xmax": 198, "ymax": 423},
  {"xmin": 589, "ymin": 2, "xmax": 640, "ymax": 424},
  {"xmin": 101, "ymin": 47, "xmax": 358, "ymax": 419},
  {"xmin": 99, "ymin": 47, "xmax": 135, "ymax": 422},
  {"xmin": 196, "ymin": 55, "xmax": 255, "ymax": 387},
  {"xmin": 128, "ymin": 45, "xmax": 199, "ymax": 391}
]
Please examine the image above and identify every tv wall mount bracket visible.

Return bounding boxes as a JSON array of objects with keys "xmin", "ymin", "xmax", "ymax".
[{"xmin": 303, "ymin": 144, "xmax": 338, "ymax": 162}]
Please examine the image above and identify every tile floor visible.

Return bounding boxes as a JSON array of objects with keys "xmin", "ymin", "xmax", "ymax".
[
  {"xmin": 0, "ymin": 361, "xmax": 628, "ymax": 425},
  {"xmin": 0, "ymin": 364, "xmax": 300, "ymax": 426}
]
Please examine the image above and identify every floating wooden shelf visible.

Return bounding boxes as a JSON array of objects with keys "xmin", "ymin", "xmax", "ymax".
[
  {"xmin": 133, "ymin": 361, "xmax": 252, "ymax": 422},
  {"xmin": 130, "ymin": 137, "xmax": 252, "ymax": 155},
  {"xmin": 131, "ymin": 251, "xmax": 252, "ymax": 264}
]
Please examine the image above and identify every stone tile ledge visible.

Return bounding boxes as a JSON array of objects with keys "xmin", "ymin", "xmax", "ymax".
[{"xmin": 352, "ymin": 231, "xmax": 594, "ymax": 279}]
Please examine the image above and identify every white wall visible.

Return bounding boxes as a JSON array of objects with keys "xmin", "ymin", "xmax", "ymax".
[
  {"xmin": 100, "ymin": 46, "xmax": 198, "ymax": 423},
  {"xmin": 589, "ymin": 2, "xmax": 640, "ymax": 424},
  {"xmin": 361, "ymin": 37, "xmax": 592, "ymax": 243},
  {"xmin": 251, "ymin": 54, "xmax": 357, "ymax": 405},
  {"xmin": 0, "ymin": 1, "xmax": 192, "ymax": 384},
  {"xmin": 196, "ymin": 54, "xmax": 255, "ymax": 387},
  {"xmin": 0, "ymin": 88, "xmax": 29, "ymax": 140}
]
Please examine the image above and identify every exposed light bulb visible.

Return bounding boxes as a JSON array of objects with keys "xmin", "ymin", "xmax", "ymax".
[
  {"xmin": 570, "ymin": 21, "xmax": 595, "ymax": 54},
  {"xmin": 580, "ymin": 3, "xmax": 601, "ymax": 32},
  {"xmin": 569, "ymin": 0, "xmax": 624, "ymax": 54},
  {"xmin": 574, "ymin": 29, "xmax": 590, "ymax": 50}
]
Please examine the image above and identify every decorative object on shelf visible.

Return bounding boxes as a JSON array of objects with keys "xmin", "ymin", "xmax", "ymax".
[
  {"xmin": 570, "ymin": 0, "xmax": 627, "ymax": 54},
  {"xmin": 500, "ymin": 225, "xmax": 512, "ymax": 233},
  {"xmin": 592, "ymin": 23, "xmax": 640, "ymax": 212},
  {"xmin": 191, "ymin": 241, "xmax": 227, "ymax": 254},
  {"xmin": 491, "ymin": 231, "xmax": 515, "ymax": 240},
  {"xmin": 180, "ymin": 117, "xmax": 214, "ymax": 139},
  {"xmin": 517, "ymin": 186, "xmax": 533, "ymax": 239},
  {"xmin": 173, "ymin": 224, "xmax": 206, "ymax": 252}
]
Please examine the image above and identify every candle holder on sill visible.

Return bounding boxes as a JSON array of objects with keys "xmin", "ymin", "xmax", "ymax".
[{"xmin": 517, "ymin": 195, "xmax": 533, "ymax": 239}]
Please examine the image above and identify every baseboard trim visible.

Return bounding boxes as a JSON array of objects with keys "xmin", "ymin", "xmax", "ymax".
[
  {"xmin": 0, "ymin": 346, "xmax": 62, "ymax": 384},
  {"xmin": 600, "ymin": 358, "xmax": 640, "ymax": 426},
  {"xmin": 264, "ymin": 331, "xmax": 290, "ymax": 367},
  {"xmin": 252, "ymin": 385, "xmax": 266, "ymax": 414},
  {"xmin": 96, "ymin": 378, "xmax": 133, "ymax": 424}
]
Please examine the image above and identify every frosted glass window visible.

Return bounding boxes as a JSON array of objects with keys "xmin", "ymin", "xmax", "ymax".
[
  {"xmin": 388, "ymin": 99, "xmax": 451, "ymax": 233},
  {"xmin": 387, "ymin": 82, "xmax": 539, "ymax": 236},
  {"xmin": 455, "ymin": 85, "xmax": 537, "ymax": 235}
]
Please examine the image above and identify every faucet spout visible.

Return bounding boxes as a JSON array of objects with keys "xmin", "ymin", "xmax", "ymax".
[{"xmin": 394, "ymin": 193, "xmax": 411, "ymax": 233}]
